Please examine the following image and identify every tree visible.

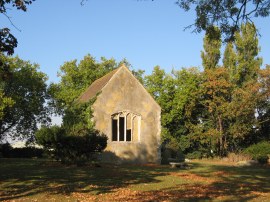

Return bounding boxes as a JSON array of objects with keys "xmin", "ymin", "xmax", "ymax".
[
  {"xmin": 256, "ymin": 66, "xmax": 270, "ymax": 142},
  {"xmin": 227, "ymin": 80, "xmax": 261, "ymax": 149},
  {"xmin": 170, "ymin": 67, "xmax": 203, "ymax": 153},
  {"xmin": 145, "ymin": 66, "xmax": 167, "ymax": 101},
  {"xmin": 0, "ymin": 0, "xmax": 35, "ymax": 55},
  {"xmin": 49, "ymin": 55, "xmax": 119, "ymax": 114},
  {"xmin": 201, "ymin": 26, "xmax": 221, "ymax": 69},
  {"xmin": 223, "ymin": 42, "xmax": 237, "ymax": 82},
  {"xmin": 234, "ymin": 23, "xmax": 262, "ymax": 86},
  {"xmin": 177, "ymin": 0, "xmax": 270, "ymax": 40},
  {"xmin": 200, "ymin": 67, "xmax": 233, "ymax": 156},
  {"xmin": 0, "ymin": 54, "xmax": 49, "ymax": 141},
  {"xmin": 0, "ymin": 90, "xmax": 14, "ymax": 121},
  {"xmin": 145, "ymin": 66, "xmax": 203, "ymax": 154},
  {"xmin": 0, "ymin": 54, "xmax": 14, "ymax": 120},
  {"xmin": 145, "ymin": 66, "xmax": 176, "ymax": 137}
]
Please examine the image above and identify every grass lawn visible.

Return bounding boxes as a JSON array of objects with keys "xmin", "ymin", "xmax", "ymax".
[{"xmin": 0, "ymin": 158, "xmax": 269, "ymax": 201}]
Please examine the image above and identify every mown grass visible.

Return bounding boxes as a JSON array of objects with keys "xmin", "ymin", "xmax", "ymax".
[{"xmin": 0, "ymin": 158, "xmax": 269, "ymax": 201}]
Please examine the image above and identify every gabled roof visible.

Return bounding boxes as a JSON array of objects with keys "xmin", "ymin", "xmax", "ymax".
[
  {"xmin": 78, "ymin": 68, "xmax": 119, "ymax": 102},
  {"xmin": 78, "ymin": 65, "xmax": 161, "ymax": 109}
]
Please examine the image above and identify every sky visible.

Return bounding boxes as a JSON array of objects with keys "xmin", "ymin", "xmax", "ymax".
[
  {"xmin": 2, "ymin": 0, "xmax": 270, "ymax": 143},
  {"xmin": 3, "ymin": 0, "xmax": 268, "ymax": 84}
]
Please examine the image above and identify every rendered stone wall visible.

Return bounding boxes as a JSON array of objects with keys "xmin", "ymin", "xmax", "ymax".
[{"xmin": 92, "ymin": 66, "xmax": 161, "ymax": 164}]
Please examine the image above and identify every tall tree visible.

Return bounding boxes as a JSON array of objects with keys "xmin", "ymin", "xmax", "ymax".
[
  {"xmin": 223, "ymin": 42, "xmax": 237, "ymax": 82},
  {"xmin": 201, "ymin": 26, "xmax": 221, "ymax": 70},
  {"xmin": 145, "ymin": 66, "xmax": 166, "ymax": 101},
  {"xmin": 234, "ymin": 23, "xmax": 262, "ymax": 85},
  {"xmin": 145, "ymin": 66, "xmax": 174, "ymax": 136},
  {"xmin": 0, "ymin": 54, "xmax": 49, "ymax": 141},
  {"xmin": 145, "ymin": 66, "xmax": 177, "ymax": 141},
  {"xmin": 200, "ymin": 67, "xmax": 232, "ymax": 156},
  {"xmin": 257, "ymin": 66, "xmax": 270, "ymax": 142},
  {"xmin": 145, "ymin": 66, "xmax": 203, "ymax": 153},
  {"xmin": 227, "ymin": 79, "xmax": 261, "ymax": 149},
  {"xmin": 170, "ymin": 67, "xmax": 203, "ymax": 153},
  {"xmin": 177, "ymin": 0, "xmax": 270, "ymax": 40}
]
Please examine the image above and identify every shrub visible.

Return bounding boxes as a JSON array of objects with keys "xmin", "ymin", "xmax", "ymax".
[
  {"xmin": 57, "ymin": 132, "xmax": 107, "ymax": 166},
  {"xmin": 35, "ymin": 126, "xmax": 107, "ymax": 166},
  {"xmin": 0, "ymin": 143, "xmax": 12, "ymax": 157},
  {"xmin": 9, "ymin": 147, "xmax": 43, "ymax": 158},
  {"xmin": 0, "ymin": 143, "xmax": 43, "ymax": 158},
  {"xmin": 244, "ymin": 141, "xmax": 270, "ymax": 164}
]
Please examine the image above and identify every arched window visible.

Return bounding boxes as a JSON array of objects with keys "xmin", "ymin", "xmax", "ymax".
[{"xmin": 111, "ymin": 111, "xmax": 141, "ymax": 142}]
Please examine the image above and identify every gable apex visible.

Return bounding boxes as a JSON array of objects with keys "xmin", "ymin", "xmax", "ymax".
[{"xmin": 78, "ymin": 64, "xmax": 161, "ymax": 110}]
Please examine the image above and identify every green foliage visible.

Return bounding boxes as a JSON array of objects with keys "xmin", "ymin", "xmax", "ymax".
[
  {"xmin": 0, "ymin": 89, "xmax": 14, "ymax": 120},
  {"xmin": 234, "ymin": 23, "xmax": 262, "ymax": 85},
  {"xmin": 49, "ymin": 55, "xmax": 119, "ymax": 113},
  {"xmin": 58, "ymin": 133, "xmax": 107, "ymax": 166},
  {"xmin": 256, "ymin": 67, "xmax": 270, "ymax": 142},
  {"xmin": 145, "ymin": 66, "xmax": 176, "ymax": 139},
  {"xmin": 0, "ymin": 54, "xmax": 49, "ymax": 140},
  {"xmin": 244, "ymin": 141, "xmax": 270, "ymax": 164},
  {"xmin": 177, "ymin": 0, "xmax": 270, "ymax": 40},
  {"xmin": 35, "ymin": 126, "xmax": 65, "ymax": 152},
  {"xmin": 145, "ymin": 23, "xmax": 267, "ymax": 158},
  {"xmin": 145, "ymin": 66, "xmax": 167, "ymax": 101},
  {"xmin": 223, "ymin": 42, "xmax": 237, "ymax": 82},
  {"xmin": 201, "ymin": 26, "xmax": 221, "ymax": 69},
  {"xmin": 35, "ymin": 126, "xmax": 107, "ymax": 165},
  {"xmin": 145, "ymin": 66, "xmax": 204, "ymax": 155},
  {"xmin": 63, "ymin": 101, "xmax": 95, "ymax": 134},
  {"xmin": 169, "ymin": 68, "xmax": 203, "ymax": 153}
]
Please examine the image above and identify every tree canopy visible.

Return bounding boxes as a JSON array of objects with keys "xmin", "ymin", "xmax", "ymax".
[
  {"xmin": 177, "ymin": 0, "xmax": 270, "ymax": 40},
  {"xmin": 0, "ymin": 54, "xmax": 49, "ymax": 141},
  {"xmin": 145, "ymin": 23, "xmax": 270, "ymax": 158}
]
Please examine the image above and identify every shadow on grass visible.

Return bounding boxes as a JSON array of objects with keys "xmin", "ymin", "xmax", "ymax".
[
  {"xmin": 0, "ymin": 159, "xmax": 269, "ymax": 201},
  {"xmin": 0, "ymin": 158, "xmax": 168, "ymax": 201},
  {"xmin": 172, "ymin": 161, "xmax": 270, "ymax": 201},
  {"xmin": 109, "ymin": 162, "xmax": 269, "ymax": 202}
]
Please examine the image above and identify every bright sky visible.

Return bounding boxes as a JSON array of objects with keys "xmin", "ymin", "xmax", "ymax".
[
  {"xmin": 4, "ymin": 0, "xmax": 201, "ymax": 82},
  {"xmin": 3, "ymin": 0, "xmax": 269, "ymax": 84}
]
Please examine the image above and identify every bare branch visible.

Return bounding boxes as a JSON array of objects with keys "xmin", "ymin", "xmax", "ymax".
[{"xmin": 2, "ymin": 13, "xmax": 21, "ymax": 32}]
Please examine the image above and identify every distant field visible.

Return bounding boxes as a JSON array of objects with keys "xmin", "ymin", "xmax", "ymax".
[{"xmin": 0, "ymin": 158, "xmax": 269, "ymax": 201}]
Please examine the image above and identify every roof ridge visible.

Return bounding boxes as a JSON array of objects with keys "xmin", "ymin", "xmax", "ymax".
[{"xmin": 77, "ymin": 67, "xmax": 120, "ymax": 102}]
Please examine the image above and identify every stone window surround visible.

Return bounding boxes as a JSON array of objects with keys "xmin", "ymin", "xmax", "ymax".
[{"xmin": 111, "ymin": 110, "xmax": 141, "ymax": 142}]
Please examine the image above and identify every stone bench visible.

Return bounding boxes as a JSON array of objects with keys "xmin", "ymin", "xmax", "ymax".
[{"xmin": 169, "ymin": 162, "xmax": 187, "ymax": 168}]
